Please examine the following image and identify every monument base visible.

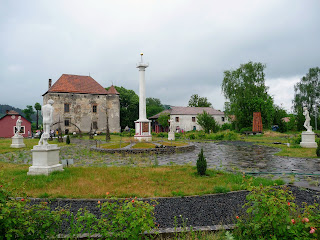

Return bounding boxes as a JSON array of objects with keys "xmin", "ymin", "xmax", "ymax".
[
  {"xmin": 134, "ymin": 119, "xmax": 152, "ymax": 142},
  {"xmin": 28, "ymin": 144, "xmax": 64, "ymax": 175},
  {"xmin": 300, "ymin": 131, "xmax": 317, "ymax": 148},
  {"xmin": 11, "ymin": 135, "xmax": 26, "ymax": 148},
  {"xmin": 168, "ymin": 132, "xmax": 175, "ymax": 141}
]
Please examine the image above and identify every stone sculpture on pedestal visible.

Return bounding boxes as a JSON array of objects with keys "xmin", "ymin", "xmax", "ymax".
[
  {"xmin": 300, "ymin": 107, "xmax": 317, "ymax": 148},
  {"xmin": 10, "ymin": 116, "xmax": 26, "ymax": 148},
  {"xmin": 28, "ymin": 99, "xmax": 64, "ymax": 175},
  {"xmin": 168, "ymin": 117, "xmax": 175, "ymax": 141}
]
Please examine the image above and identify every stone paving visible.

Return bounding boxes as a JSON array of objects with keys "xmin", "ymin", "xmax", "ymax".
[{"xmin": 2, "ymin": 139, "xmax": 320, "ymax": 190}]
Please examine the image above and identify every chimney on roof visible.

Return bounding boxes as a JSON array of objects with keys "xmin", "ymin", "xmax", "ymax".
[
  {"xmin": 6, "ymin": 110, "xmax": 9, "ymax": 114},
  {"xmin": 48, "ymin": 79, "xmax": 52, "ymax": 89}
]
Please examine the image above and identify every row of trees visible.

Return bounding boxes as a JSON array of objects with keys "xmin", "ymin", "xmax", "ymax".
[{"xmin": 221, "ymin": 62, "xmax": 320, "ymax": 132}]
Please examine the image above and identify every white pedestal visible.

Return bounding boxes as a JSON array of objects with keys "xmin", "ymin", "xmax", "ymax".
[
  {"xmin": 300, "ymin": 131, "xmax": 317, "ymax": 148},
  {"xmin": 134, "ymin": 120, "xmax": 152, "ymax": 142},
  {"xmin": 28, "ymin": 144, "xmax": 64, "ymax": 175},
  {"xmin": 11, "ymin": 135, "xmax": 26, "ymax": 148},
  {"xmin": 168, "ymin": 132, "xmax": 175, "ymax": 141}
]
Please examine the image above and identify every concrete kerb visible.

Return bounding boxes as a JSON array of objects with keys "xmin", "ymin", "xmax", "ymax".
[{"xmin": 90, "ymin": 143, "xmax": 196, "ymax": 155}]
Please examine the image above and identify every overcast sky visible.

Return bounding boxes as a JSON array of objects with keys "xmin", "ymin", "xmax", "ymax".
[{"xmin": 1, "ymin": 0, "xmax": 319, "ymax": 112}]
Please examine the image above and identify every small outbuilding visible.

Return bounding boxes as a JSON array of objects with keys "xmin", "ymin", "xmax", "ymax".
[{"xmin": 0, "ymin": 110, "xmax": 32, "ymax": 138}]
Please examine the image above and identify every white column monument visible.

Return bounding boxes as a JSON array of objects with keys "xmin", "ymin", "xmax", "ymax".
[
  {"xmin": 10, "ymin": 116, "xmax": 26, "ymax": 148},
  {"xmin": 134, "ymin": 53, "xmax": 152, "ymax": 142},
  {"xmin": 300, "ymin": 106, "xmax": 317, "ymax": 148},
  {"xmin": 28, "ymin": 99, "xmax": 64, "ymax": 175},
  {"xmin": 168, "ymin": 117, "xmax": 175, "ymax": 140}
]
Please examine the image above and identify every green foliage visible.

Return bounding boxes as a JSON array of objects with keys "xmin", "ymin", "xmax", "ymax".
[
  {"xmin": 316, "ymin": 141, "xmax": 320, "ymax": 157},
  {"xmin": 222, "ymin": 61, "xmax": 274, "ymax": 130},
  {"xmin": 273, "ymin": 105, "xmax": 288, "ymax": 133},
  {"xmin": 34, "ymin": 102, "xmax": 41, "ymax": 129},
  {"xmin": 0, "ymin": 181, "xmax": 156, "ymax": 240},
  {"xmin": 239, "ymin": 127, "xmax": 252, "ymax": 133},
  {"xmin": 213, "ymin": 186, "xmax": 230, "ymax": 193},
  {"xmin": 107, "ymin": 86, "xmax": 139, "ymax": 129},
  {"xmin": 196, "ymin": 148, "xmax": 207, "ymax": 176},
  {"xmin": 22, "ymin": 105, "xmax": 35, "ymax": 122},
  {"xmin": 146, "ymin": 97, "xmax": 164, "ymax": 118},
  {"xmin": 66, "ymin": 135, "xmax": 70, "ymax": 144},
  {"xmin": 293, "ymin": 67, "xmax": 320, "ymax": 117},
  {"xmin": 221, "ymin": 123, "xmax": 233, "ymax": 130},
  {"xmin": 188, "ymin": 94, "xmax": 212, "ymax": 107},
  {"xmin": 158, "ymin": 112, "xmax": 170, "ymax": 128},
  {"xmin": 196, "ymin": 110, "xmax": 219, "ymax": 133},
  {"xmin": 234, "ymin": 185, "xmax": 320, "ymax": 240}
]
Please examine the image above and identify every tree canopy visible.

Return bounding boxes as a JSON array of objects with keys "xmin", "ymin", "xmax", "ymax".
[
  {"xmin": 293, "ymin": 67, "xmax": 320, "ymax": 117},
  {"xmin": 107, "ymin": 86, "xmax": 139, "ymax": 129},
  {"xmin": 22, "ymin": 105, "xmax": 35, "ymax": 122},
  {"xmin": 158, "ymin": 112, "xmax": 170, "ymax": 129},
  {"xmin": 188, "ymin": 94, "xmax": 212, "ymax": 107},
  {"xmin": 221, "ymin": 61, "xmax": 274, "ymax": 130},
  {"xmin": 146, "ymin": 97, "xmax": 164, "ymax": 118}
]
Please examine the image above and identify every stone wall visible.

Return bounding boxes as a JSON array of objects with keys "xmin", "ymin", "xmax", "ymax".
[
  {"xmin": 90, "ymin": 144, "xmax": 195, "ymax": 155},
  {"xmin": 43, "ymin": 93, "xmax": 120, "ymax": 133}
]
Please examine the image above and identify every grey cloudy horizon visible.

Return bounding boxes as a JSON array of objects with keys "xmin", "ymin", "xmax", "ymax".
[{"xmin": 1, "ymin": 0, "xmax": 320, "ymax": 112}]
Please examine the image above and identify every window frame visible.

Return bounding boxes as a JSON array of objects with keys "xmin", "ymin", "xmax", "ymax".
[{"xmin": 64, "ymin": 103, "xmax": 70, "ymax": 113}]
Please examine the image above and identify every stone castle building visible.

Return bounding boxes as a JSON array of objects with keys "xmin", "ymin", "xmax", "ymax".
[{"xmin": 42, "ymin": 74, "xmax": 120, "ymax": 134}]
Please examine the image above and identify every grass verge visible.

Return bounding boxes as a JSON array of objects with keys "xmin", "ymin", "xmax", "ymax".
[{"xmin": 0, "ymin": 163, "xmax": 284, "ymax": 199}]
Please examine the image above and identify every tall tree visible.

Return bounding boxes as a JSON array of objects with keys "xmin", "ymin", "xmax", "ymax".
[
  {"xmin": 22, "ymin": 105, "xmax": 35, "ymax": 122},
  {"xmin": 221, "ymin": 61, "xmax": 274, "ymax": 130},
  {"xmin": 106, "ymin": 86, "xmax": 139, "ymax": 129},
  {"xmin": 157, "ymin": 113, "xmax": 170, "ymax": 129},
  {"xmin": 293, "ymin": 67, "xmax": 320, "ymax": 127},
  {"xmin": 146, "ymin": 97, "xmax": 164, "ymax": 118},
  {"xmin": 188, "ymin": 94, "xmax": 212, "ymax": 107},
  {"xmin": 34, "ymin": 102, "xmax": 41, "ymax": 129}
]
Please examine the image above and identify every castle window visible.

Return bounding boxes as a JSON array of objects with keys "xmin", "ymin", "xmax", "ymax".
[
  {"xmin": 93, "ymin": 121, "xmax": 98, "ymax": 129},
  {"xmin": 222, "ymin": 117, "xmax": 225, "ymax": 122},
  {"xmin": 92, "ymin": 105, "xmax": 97, "ymax": 113},
  {"xmin": 175, "ymin": 117, "xmax": 179, "ymax": 122},
  {"xmin": 64, "ymin": 103, "xmax": 70, "ymax": 113},
  {"xmin": 192, "ymin": 117, "xmax": 196, "ymax": 122},
  {"xmin": 64, "ymin": 119, "xmax": 70, "ymax": 126}
]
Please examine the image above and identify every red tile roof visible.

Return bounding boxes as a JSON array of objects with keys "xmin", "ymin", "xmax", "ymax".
[
  {"xmin": 106, "ymin": 85, "xmax": 120, "ymax": 95},
  {"xmin": 44, "ymin": 74, "xmax": 109, "ymax": 95},
  {"xmin": 149, "ymin": 107, "xmax": 224, "ymax": 119}
]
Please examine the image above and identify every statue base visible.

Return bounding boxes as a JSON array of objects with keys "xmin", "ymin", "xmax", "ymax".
[
  {"xmin": 11, "ymin": 135, "xmax": 26, "ymax": 148},
  {"xmin": 300, "ymin": 131, "xmax": 317, "ymax": 148},
  {"xmin": 168, "ymin": 132, "xmax": 175, "ymax": 141},
  {"xmin": 28, "ymin": 144, "xmax": 64, "ymax": 175},
  {"xmin": 134, "ymin": 119, "xmax": 152, "ymax": 142}
]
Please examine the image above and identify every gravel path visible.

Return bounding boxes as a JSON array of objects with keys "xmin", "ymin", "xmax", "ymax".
[{"xmin": 30, "ymin": 185, "xmax": 320, "ymax": 230}]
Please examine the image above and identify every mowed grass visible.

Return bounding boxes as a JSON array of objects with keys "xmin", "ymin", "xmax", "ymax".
[
  {"xmin": 100, "ymin": 142, "xmax": 130, "ymax": 149},
  {"xmin": 243, "ymin": 131, "xmax": 319, "ymax": 158},
  {"xmin": 0, "ymin": 163, "xmax": 283, "ymax": 199},
  {"xmin": 160, "ymin": 141, "xmax": 188, "ymax": 147},
  {"xmin": 0, "ymin": 138, "xmax": 68, "ymax": 154}
]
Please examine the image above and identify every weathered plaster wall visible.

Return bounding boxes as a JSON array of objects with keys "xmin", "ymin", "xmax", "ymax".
[
  {"xmin": 170, "ymin": 114, "xmax": 228, "ymax": 132},
  {"xmin": 43, "ymin": 93, "xmax": 120, "ymax": 133}
]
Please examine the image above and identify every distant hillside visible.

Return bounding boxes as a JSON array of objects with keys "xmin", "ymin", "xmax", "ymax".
[{"xmin": 0, "ymin": 104, "xmax": 39, "ymax": 122}]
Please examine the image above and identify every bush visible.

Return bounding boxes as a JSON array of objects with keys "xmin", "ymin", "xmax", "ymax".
[
  {"xmin": 292, "ymin": 135, "xmax": 302, "ymax": 145},
  {"xmin": 221, "ymin": 123, "xmax": 233, "ymax": 130},
  {"xmin": 189, "ymin": 133, "xmax": 196, "ymax": 140},
  {"xmin": 196, "ymin": 148, "xmax": 207, "ymax": 176},
  {"xmin": 157, "ymin": 132, "xmax": 167, "ymax": 138},
  {"xmin": 66, "ymin": 135, "xmax": 70, "ymax": 144},
  {"xmin": 234, "ymin": 185, "xmax": 320, "ymax": 240},
  {"xmin": 317, "ymin": 141, "xmax": 320, "ymax": 157},
  {"xmin": 239, "ymin": 127, "xmax": 252, "ymax": 133}
]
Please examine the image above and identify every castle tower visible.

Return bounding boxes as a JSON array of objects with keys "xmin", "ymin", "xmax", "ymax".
[{"xmin": 134, "ymin": 53, "xmax": 152, "ymax": 142}]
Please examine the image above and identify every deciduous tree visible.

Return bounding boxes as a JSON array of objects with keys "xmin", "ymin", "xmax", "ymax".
[
  {"xmin": 188, "ymin": 94, "xmax": 212, "ymax": 107},
  {"xmin": 221, "ymin": 62, "xmax": 274, "ymax": 130},
  {"xmin": 196, "ymin": 111, "xmax": 219, "ymax": 133},
  {"xmin": 158, "ymin": 113, "xmax": 170, "ymax": 129},
  {"xmin": 146, "ymin": 97, "xmax": 164, "ymax": 118},
  {"xmin": 34, "ymin": 102, "xmax": 41, "ymax": 129},
  {"xmin": 22, "ymin": 105, "xmax": 35, "ymax": 122}
]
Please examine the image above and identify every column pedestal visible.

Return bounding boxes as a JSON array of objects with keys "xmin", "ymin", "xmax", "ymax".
[
  {"xmin": 134, "ymin": 120, "xmax": 152, "ymax": 142},
  {"xmin": 300, "ymin": 131, "xmax": 317, "ymax": 148},
  {"xmin": 168, "ymin": 132, "xmax": 175, "ymax": 141},
  {"xmin": 11, "ymin": 135, "xmax": 26, "ymax": 148},
  {"xmin": 28, "ymin": 144, "xmax": 64, "ymax": 175}
]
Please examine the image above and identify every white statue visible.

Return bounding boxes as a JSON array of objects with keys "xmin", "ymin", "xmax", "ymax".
[
  {"xmin": 303, "ymin": 107, "xmax": 312, "ymax": 132},
  {"xmin": 39, "ymin": 99, "xmax": 54, "ymax": 145},
  {"xmin": 15, "ymin": 116, "xmax": 22, "ymax": 136},
  {"xmin": 169, "ymin": 117, "xmax": 174, "ymax": 133}
]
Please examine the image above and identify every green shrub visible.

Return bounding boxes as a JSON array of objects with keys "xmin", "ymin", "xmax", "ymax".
[
  {"xmin": 198, "ymin": 131, "xmax": 206, "ymax": 139},
  {"xmin": 234, "ymin": 185, "xmax": 320, "ymax": 240},
  {"xmin": 157, "ymin": 132, "xmax": 167, "ymax": 138},
  {"xmin": 317, "ymin": 141, "xmax": 320, "ymax": 157},
  {"xmin": 66, "ymin": 135, "xmax": 70, "ymax": 144},
  {"xmin": 196, "ymin": 148, "xmax": 207, "ymax": 176},
  {"xmin": 224, "ymin": 131, "xmax": 239, "ymax": 141},
  {"xmin": 221, "ymin": 123, "xmax": 233, "ymax": 130},
  {"xmin": 189, "ymin": 133, "xmax": 196, "ymax": 140},
  {"xmin": 291, "ymin": 135, "xmax": 302, "ymax": 145},
  {"xmin": 239, "ymin": 127, "xmax": 252, "ymax": 133}
]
